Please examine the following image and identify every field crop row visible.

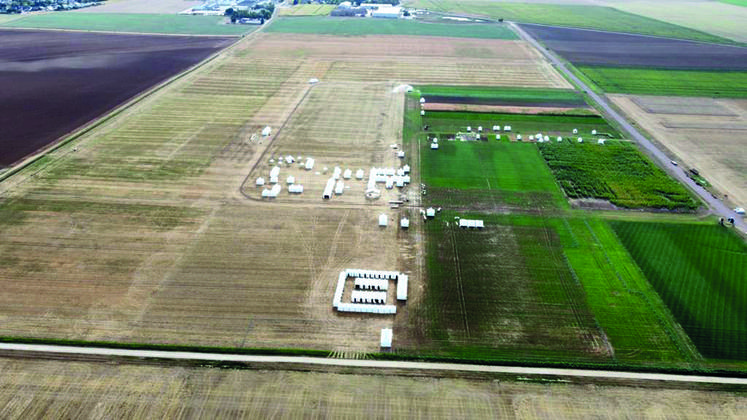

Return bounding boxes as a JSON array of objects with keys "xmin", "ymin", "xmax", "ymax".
[
  {"xmin": 417, "ymin": 85, "xmax": 584, "ymax": 106},
  {"xmin": 611, "ymin": 222, "xmax": 747, "ymax": 361},
  {"xmin": 577, "ymin": 67, "xmax": 747, "ymax": 98},
  {"xmin": 538, "ymin": 142, "xmax": 698, "ymax": 210},
  {"xmin": 277, "ymin": 4, "xmax": 335, "ymax": 16},
  {"xmin": 266, "ymin": 16, "xmax": 517, "ymax": 39},
  {"xmin": 422, "ymin": 111, "xmax": 617, "ymax": 137}
]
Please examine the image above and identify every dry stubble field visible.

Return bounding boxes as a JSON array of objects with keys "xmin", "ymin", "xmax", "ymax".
[
  {"xmin": 610, "ymin": 94, "xmax": 747, "ymax": 210},
  {"xmin": 1, "ymin": 358, "xmax": 746, "ymax": 418},
  {"xmin": 0, "ymin": 32, "xmax": 565, "ymax": 352}
]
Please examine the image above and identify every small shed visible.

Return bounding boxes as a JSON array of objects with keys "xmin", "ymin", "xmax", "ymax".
[
  {"xmin": 380, "ymin": 328, "xmax": 393, "ymax": 348},
  {"xmin": 378, "ymin": 214, "xmax": 388, "ymax": 227},
  {"xmin": 426, "ymin": 208, "xmax": 436, "ymax": 218},
  {"xmin": 419, "ymin": 97, "xmax": 426, "ymax": 104},
  {"xmin": 286, "ymin": 175, "xmax": 295, "ymax": 185},
  {"xmin": 578, "ymin": 137, "xmax": 583, "ymax": 143},
  {"xmin": 591, "ymin": 129, "xmax": 597, "ymax": 135},
  {"xmin": 478, "ymin": 126, "xmax": 483, "ymax": 132},
  {"xmin": 402, "ymin": 164, "xmax": 411, "ymax": 174},
  {"xmin": 400, "ymin": 217, "xmax": 410, "ymax": 229},
  {"xmin": 572, "ymin": 128, "xmax": 578, "ymax": 134},
  {"xmin": 467, "ymin": 126, "xmax": 472, "ymax": 132},
  {"xmin": 255, "ymin": 177, "xmax": 265, "ymax": 187},
  {"xmin": 517, "ymin": 134, "xmax": 522, "ymax": 141},
  {"xmin": 343, "ymin": 169, "xmax": 352, "ymax": 179},
  {"xmin": 431, "ymin": 143, "xmax": 439, "ymax": 150},
  {"xmin": 335, "ymin": 181, "xmax": 345, "ymax": 195},
  {"xmin": 504, "ymin": 125, "xmax": 511, "ymax": 132},
  {"xmin": 397, "ymin": 151, "xmax": 405, "ymax": 159},
  {"xmin": 269, "ymin": 176, "xmax": 279, "ymax": 184},
  {"xmin": 355, "ymin": 169, "xmax": 365, "ymax": 180},
  {"xmin": 493, "ymin": 125, "xmax": 500, "ymax": 131},
  {"xmin": 420, "ymin": 110, "xmax": 425, "ymax": 116},
  {"xmin": 304, "ymin": 158, "xmax": 315, "ymax": 170},
  {"xmin": 289, "ymin": 184, "xmax": 304, "ymax": 194},
  {"xmin": 557, "ymin": 136, "xmax": 563, "ymax": 142},
  {"xmin": 262, "ymin": 126, "xmax": 272, "ymax": 137}
]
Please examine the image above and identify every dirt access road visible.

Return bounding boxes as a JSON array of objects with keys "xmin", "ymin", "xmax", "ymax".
[
  {"xmin": 511, "ymin": 22, "xmax": 747, "ymax": 234},
  {"xmin": 1, "ymin": 343, "xmax": 746, "ymax": 386}
]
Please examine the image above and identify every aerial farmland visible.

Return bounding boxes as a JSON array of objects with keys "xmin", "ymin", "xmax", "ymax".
[{"xmin": 0, "ymin": 1, "xmax": 746, "ymax": 415}]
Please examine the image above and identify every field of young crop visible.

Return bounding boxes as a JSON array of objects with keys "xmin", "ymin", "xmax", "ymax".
[
  {"xmin": 266, "ymin": 16, "xmax": 517, "ymax": 39},
  {"xmin": 277, "ymin": 4, "xmax": 335, "ymax": 16},
  {"xmin": 406, "ymin": 212, "xmax": 608, "ymax": 362},
  {"xmin": 402, "ymin": 0, "xmax": 730, "ymax": 43},
  {"xmin": 538, "ymin": 142, "xmax": 698, "ymax": 210},
  {"xmin": 0, "ymin": 13, "xmax": 253, "ymax": 35},
  {"xmin": 417, "ymin": 85, "xmax": 584, "ymax": 106},
  {"xmin": 577, "ymin": 67, "xmax": 747, "ymax": 98},
  {"xmin": 611, "ymin": 222, "xmax": 747, "ymax": 360}
]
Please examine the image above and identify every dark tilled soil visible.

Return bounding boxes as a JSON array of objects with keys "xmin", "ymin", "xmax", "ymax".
[
  {"xmin": 422, "ymin": 95, "xmax": 585, "ymax": 108},
  {"xmin": 0, "ymin": 30, "xmax": 234, "ymax": 167},
  {"xmin": 519, "ymin": 24, "xmax": 747, "ymax": 71}
]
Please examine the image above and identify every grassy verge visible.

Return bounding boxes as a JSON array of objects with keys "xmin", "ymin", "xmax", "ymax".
[
  {"xmin": 0, "ymin": 13, "xmax": 254, "ymax": 35},
  {"xmin": 576, "ymin": 66, "xmax": 747, "ymax": 98},
  {"xmin": 266, "ymin": 16, "xmax": 517, "ymax": 39}
]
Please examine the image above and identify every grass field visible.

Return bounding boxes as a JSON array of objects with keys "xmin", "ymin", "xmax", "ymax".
[
  {"xmin": 611, "ymin": 1, "xmax": 747, "ymax": 43},
  {"xmin": 611, "ymin": 222, "xmax": 747, "ymax": 360},
  {"xmin": 576, "ymin": 67, "xmax": 747, "ymax": 98},
  {"xmin": 417, "ymin": 85, "xmax": 584, "ymax": 105},
  {"xmin": 277, "ymin": 4, "xmax": 335, "ymax": 16},
  {"xmin": 422, "ymin": 111, "xmax": 617, "ymax": 137},
  {"xmin": 410, "ymin": 212, "xmax": 608, "ymax": 362},
  {"xmin": 402, "ymin": 0, "xmax": 730, "ymax": 43},
  {"xmin": 0, "ymin": 13, "xmax": 254, "ymax": 35},
  {"xmin": 539, "ymin": 142, "xmax": 697, "ymax": 210},
  {"xmin": 266, "ymin": 16, "xmax": 517, "ymax": 39}
]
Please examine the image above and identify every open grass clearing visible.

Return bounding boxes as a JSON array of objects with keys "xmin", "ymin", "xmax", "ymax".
[
  {"xmin": 0, "ymin": 13, "xmax": 254, "ymax": 35},
  {"xmin": 277, "ymin": 4, "xmax": 336, "ymax": 16},
  {"xmin": 608, "ymin": 0, "xmax": 747, "ymax": 43},
  {"xmin": 611, "ymin": 222, "xmax": 747, "ymax": 360},
  {"xmin": 577, "ymin": 67, "xmax": 747, "ymax": 98},
  {"xmin": 266, "ymin": 16, "xmax": 517, "ymax": 39},
  {"xmin": 403, "ymin": 0, "xmax": 730, "ymax": 43},
  {"xmin": 538, "ymin": 141, "xmax": 698, "ymax": 210},
  {"xmin": 610, "ymin": 94, "xmax": 747, "ymax": 209}
]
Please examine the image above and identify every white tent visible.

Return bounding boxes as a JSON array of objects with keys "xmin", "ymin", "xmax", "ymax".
[
  {"xmin": 378, "ymin": 214, "xmax": 388, "ymax": 227},
  {"xmin": 289, "ymin": 184, "xmax": 304, "ymax": 194},
  {"xmin": 343, "ymin": 169, "xmax": 352, "ymax": 179},
  {"xmin": 286, "ymin": 175, "xmax": 295, "ymax": 184},
  {"xmin": 380, "ymin": 328, "xmax": 393, "ymax": 348},
  {"xmin": 400, "ymin": 217, "xmax": 410, "ymax": 229},
  {"xmin": 355, "ymin": 169, "xmax": 365, "ymax": 180},
  {"xmin": 304, "ymin": 158, "xmax": 315, "ymax": 170},
  {"xmin": 255, "ymin": 177, "xmax": 265, "ymax": 186},
  {"xmin": 431, "ymin": 143, "xmax": 439, "ymax": 150},
  {"xmin": 262, "ymin": 126, "xmax": 271, "ymax": 137}
]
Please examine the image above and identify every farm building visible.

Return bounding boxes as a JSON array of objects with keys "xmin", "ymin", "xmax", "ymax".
[
  {"xmin": 371, "ymin": 6, "xmax": 401, "ymax": 17},
  {"xmin": 288, "ymin": 184, "xmax": 304, "ymax": 194},
  {"xmin": 343, "ymin": 169, "xmax": 352, "ymax": 179},
  {"xmin": 335, "ymin": 181, "xmax": 345, "ymax": 195},
  {"xmin": 426, "ymin": 208, "xmax": 436, "ymax": 218},
  {"xmin": 322, "ymin": 177, "xmax": 336, "ymax": 199},
  {"xmin": 333, "ymin": 166, "xmax": 342, "ymax": 180},
  {"xmin": 304, "ymin": 158, "xmax": 315, "ymax": 170},
  {"xmin": 504, "ymin": 125, "xmax": 511, "ymax": 131},
  {"xmin": 262, "ymin": 126, "xmax": 272, "ymax": 137},
  {"xmin": 400, "ymin": 217, "xmax": 410, "ymax": 229},
  {"xmin": 493, "ymin": 125, "xmax": 500, "ymax": 131},
  {"xmin": 379, "ymin": 214, "xmax": 388, "ymax": 227},
  {"xmin": 380, "ymin": 328, "xmax": 393, "ymax": 348},
  {"xmin": 397, "ymin": 274, "xmax": 408, "ymax": 300},
  {"xmin": 431, "ymin": 143, "xmax": 439, "ymax": 150},
  {"xmin": 255, "ymin": 177, "xmax": 265, "ymax": 186}
]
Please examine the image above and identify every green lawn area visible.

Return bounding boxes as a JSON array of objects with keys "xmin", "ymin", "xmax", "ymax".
[
  {"xmin": 266, "ymin": 16, "xmax": 517, "ymax": 39},
  {"xmin": 402, "ymin": 0, "xmax": 730, "ymax": 43},
  {"xmin": 719, "ymin": 0, "xmax": 747, "ymax": 6},
  {"xmin": 0, "ymin": 13, "xmax": 254, "ymax": 35},
  {"xmin": 611, "ymin": 222, "xmax": 747, "ymax": 361},
  {"xmin": 577, "ymin": 67, "xmax": 747, "ymax": 98},
  {"xmin": 416, "ymin": 85, "xmax": 584, "ymax": 105}
]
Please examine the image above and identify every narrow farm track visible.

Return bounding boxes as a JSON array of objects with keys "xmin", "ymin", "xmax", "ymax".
[
  {"xmin": 1, "ymin": 343, "xmax": 746, "ymax": 385},
  {"xmin": 510, "ymin": 22, "xmax": 747, "ymax": 234}
]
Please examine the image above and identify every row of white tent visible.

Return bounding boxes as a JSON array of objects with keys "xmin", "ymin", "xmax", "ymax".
[
  {"xmin": 355, "ymin": 278, "xmax": 389, "ymax": 291},
  {"xmin": 458, "ymin": 219, "xmax": 485, "ymax": 229},
  {"xmin": 261, "ymin": 184, "xmax": 281, "ymax": 198},
  {"xmin": 336, "ymin": 303, "xmax": 397, "ymax": 314},
  {"xmin": 351, "ymin": 290, "xmax": 387, "ymax": 304}
]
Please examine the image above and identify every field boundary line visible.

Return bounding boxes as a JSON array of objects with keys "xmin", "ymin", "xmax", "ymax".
[{"xmin": 1, "ymin": 343, "xmax": 747, "ymax": 385}]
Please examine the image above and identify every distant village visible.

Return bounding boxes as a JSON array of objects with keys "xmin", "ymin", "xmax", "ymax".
[{"xmin": 0, "ymin": 0, "xmax": 102, "ymax": 14}]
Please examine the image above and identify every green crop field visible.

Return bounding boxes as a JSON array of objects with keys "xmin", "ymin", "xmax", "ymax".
[
  {"xmin": 576, "ymin": 67, "xmax": 747, "ymax": 98},
  {"xmin": 719, "ymin": 0, "xmax": 747, "ymax": 6},
  {"xmin": 0, "ymin": 13, "xmax": 254, "ymax": 35},
  {"xmin": 538, "ymin": 142, "xmax": 697, "ymax": 210},
  {"xmin": 611, "ymin": 222, "xmax": 747, "ymax": 360},
  {"xmin": 401, "ymin": 0, "xmax": 731, "ymax": 43},
  {"xmin": 277, "ymin": 4, "xmax": 336, "ymax": 16},
  {"xmin": 265, "ymin": 16, "xmax": 517, "ymax": 39},
  {"xmin": 409, "ymin": 213, "xmax": 607, "ymax": 362},
  {"xmin": 417, "ymin": 85, "xmax": 584, "ymax": 105}
]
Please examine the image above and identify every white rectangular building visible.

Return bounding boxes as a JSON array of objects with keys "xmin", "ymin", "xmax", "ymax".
[{"xmin": 380, "ymin": 328, "xmax": 393, "ymax": 348}]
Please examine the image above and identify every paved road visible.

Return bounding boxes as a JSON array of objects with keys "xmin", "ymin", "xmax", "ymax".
[
  {"xmin": 510, "ymin": 22, "xmax": 747, "ymax": 234},
  {"xmin": 1, "ymin": 343, "xmax": 746, "ymax": 385}
]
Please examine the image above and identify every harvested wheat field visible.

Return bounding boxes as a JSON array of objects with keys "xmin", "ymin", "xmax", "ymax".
[
  {"xmin": 0, "ymin": 358, "xmax": 745, "ymax": 418},
  {"xmin": 0, "ymin": 29, "xmax": 568, "ymax": 351},
  {"xmin": 610, "ymin": 94, "xmax": 747, "ymax": 209}
]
